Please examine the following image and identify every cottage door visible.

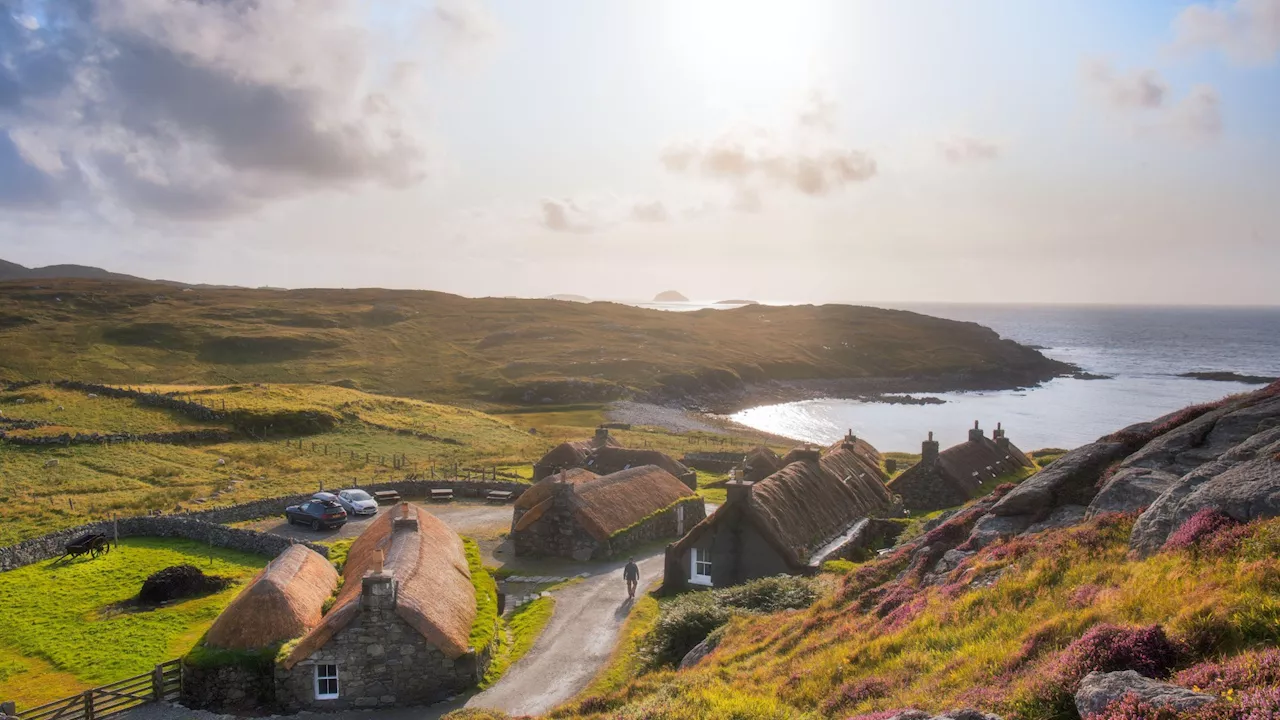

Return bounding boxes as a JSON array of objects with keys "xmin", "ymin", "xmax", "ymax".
[{"xmin": 676, "ymin": 505, "xmax": 685, "ymax": 535}]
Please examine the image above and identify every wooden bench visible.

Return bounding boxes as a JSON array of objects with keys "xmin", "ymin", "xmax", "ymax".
[
  {"xmin": 429, "ymin": 488, "xmax": 455, "ymax": 502},
  {"xmin": 372, "ymin": 490, "xmax": 401, "ymax": 505},
  {"xmin": 486, "ymin": 490, "xmax": 514, "ymax": 504}
]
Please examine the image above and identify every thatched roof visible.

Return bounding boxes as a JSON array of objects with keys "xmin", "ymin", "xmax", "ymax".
[
  {"xmin": 515, "ymin": 465, "xmax": 699, "ymax": 541},
  {"xmin": 888, "ymin": 434, "xmax": 1031, "ymax": 501},
  {"xmin": 534, "ymin": 432, "xmax": 621, "ymax": 472},
  {"xmin": 514, "ymin": 468, "xmax": 599, "ymax": 511},
  {"xmin": 586, "ymin": 447, "xmax": 692, "ymax": 478},
  {"xmin": 743, "ymin": 446, "xmax": 782, "ymax": 482},
  {"xmin": 672, "ymin": 439, "xmax": 892, "ymax": 569},
  {"xmin": 205, "ymin": 544, "xmax": 338, "ymax": 651},
  {"xmin": 284, "ymin": 504, "xmax": 475, "ymax": 668}
]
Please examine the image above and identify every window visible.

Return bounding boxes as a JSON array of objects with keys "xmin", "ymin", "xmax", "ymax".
[
  {"xmin": 690, "ymin": 546, "xmax": 712, "ymax": 586},
  {"xmin": 314, "ymin": 664, "xmax": 339, "ymax": 700}
]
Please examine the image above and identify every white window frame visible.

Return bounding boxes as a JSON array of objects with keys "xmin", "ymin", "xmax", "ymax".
[
  {"xmin": 314, "ymin": 663, "xmax": 340, "ymax": 700},
  {"xmin": 690, "ymin": 546, "xmax": 713, "ymax": 586}
]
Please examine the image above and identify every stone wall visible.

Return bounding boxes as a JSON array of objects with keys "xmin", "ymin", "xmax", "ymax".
[
  {"xmin": 0, "ymin": 429, "xmax": 235, "ymax": 447},
  {"xmin": 603, "ymin": 498, "xmax": 707, "ymax": 560},
  {"xmin": 0, "ymin": 480, "xmax": 527, "ymax": 573},
  {"xmin": 0, "ymin": 516, "xmax": 326, "ymax": 572},
  {"xmin": 515, "ymin": 493, "xmax": 706, "ymax": 561},
  {"xmin": 275, "ymin": 591, "xmax": 492, "ymax": 711},
  {"xmin": 681, "ymin": 451, "xmax": 743, "ymax": 473},
  {"xmin": 888, "ymin": 461, "xmax": 971, "ymax": 514},
  {"xmin": 181, "ymin": 662, "xmax": 276, "ymax": 713}
]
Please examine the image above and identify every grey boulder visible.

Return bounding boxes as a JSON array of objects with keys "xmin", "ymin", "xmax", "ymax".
[
  {"xmin": 989, "ymin": 442, "xmax": 1128, "ymax": 519},
  {"xmin": 1074, "ymin": 670, "xmax": 1215, "ymax": 717}
]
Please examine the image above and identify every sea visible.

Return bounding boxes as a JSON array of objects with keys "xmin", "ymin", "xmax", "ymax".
[{"xmin": 628, "ymin": 301, "xmax": 1280, "ymax": 453}]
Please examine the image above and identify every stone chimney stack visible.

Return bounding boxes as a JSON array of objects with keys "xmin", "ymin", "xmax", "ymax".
[
  {"xmin": 725, "ymin": 479, "xmax": 754, "ymax": 505},
  {"xmin": 594, "ymin": 426, "xmax": 610, "ymax": 445},
  {"xmin": 842, "ymin": 429, "xmax": 859, "ymax": 449},
  {"xmin": 993, "ymin": 422, "xmax": 1010, "ymax": 450},
  {"xmin": 362, "ymin": 570, "xmax": 397, "ymax": 611},
  {"xmin": 392, "ymin": 502, "xmax": 419, "ymax": 533},
  {"xmin": 968, "ymin": 421, "xmax": 985, "ymax": 443},
  {"xmin": 922, "ymin": 431, "xmax": 940, "ymax": 465}
]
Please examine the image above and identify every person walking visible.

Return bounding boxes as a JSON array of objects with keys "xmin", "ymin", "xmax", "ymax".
[{"xmin": 623, "ymin": 557, "xmax": 640, "ymax": 599}]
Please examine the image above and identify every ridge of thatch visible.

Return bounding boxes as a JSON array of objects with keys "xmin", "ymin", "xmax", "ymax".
[
  {"xmin": 888, "ymin": 435, "xmax": 1031, "ymax": 500},
  {"xmin": 571, "ymin": 465, "xmax": 698, "ymax": 540},
  {"xmin": 745, "ymin": 443, "xmax": 892, "ymax": 567},
  {"xmin": 514, "ymin": 467, "xmax": 599, "ymax": 511},
  {"xmin": 284, "ymin": 504, "xmax": 475, "ymax": 668},
  {"xmin": 205, "ymin": 544, "xmax": 338, "ymax": 651}
]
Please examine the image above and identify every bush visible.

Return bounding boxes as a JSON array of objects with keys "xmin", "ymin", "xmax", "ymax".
[
  {"xmin": 138, "ymin": 565, "xmax": 231, "ymax": 604},
  {"xmin": 644, "ymin": 576, "xmax": 817, "ymax": 668},
  {"xmin": 1164, "ymin": 509, "xmax": 1241, "ymax": 552}
]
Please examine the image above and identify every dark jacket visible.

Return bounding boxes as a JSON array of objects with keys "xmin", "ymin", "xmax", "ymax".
[{"xmin": 623, "ymin": 561, "xmax": 639, "ymax": 581}]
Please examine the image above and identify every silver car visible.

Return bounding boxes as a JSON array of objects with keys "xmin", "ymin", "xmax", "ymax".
[{"xmin": 333, "ymin": 488, "xmax": 379, "ymax": 516}]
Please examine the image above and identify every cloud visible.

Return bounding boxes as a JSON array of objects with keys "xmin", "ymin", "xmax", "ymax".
[
  {"xmin": 630, "ymin": 201, "xmax": 670, "ymax": 223},
  {"xmin": 1082, "ymin": 59, "xmax": 1168, "ymax": 109},
  {"xmin": 0, "ymin": 0, "xmax": 440, "ymax": 221},
  {"xmin": 1173, "ymin": 0, "xmax": 1280, "ymax": 65},
  {"xmin": 661, "ymin": 95, "xmax": 877, "ymax": 211},
  {"xmin": 1081, "ymin": 59, "xmax": 1222, "ymax": 141},
  {"xmin": 1172, "ymin": 84, "xmax": 1225, "ymax": 139},
  {"xmin": 937, "ymin": 136, "xmax": 1001, "ymax": 165},
  {"xmin": 430, "ymin": 0, "xmax": 500, "ymax": 61}
]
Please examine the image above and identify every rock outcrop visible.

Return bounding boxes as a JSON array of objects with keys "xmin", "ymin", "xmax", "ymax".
[
  {"xmin": 887, "ymin": 381, "xmax": 1280, "ymax": 581},
  {"xmin": 1074, "ymin": 670, "xmax": 1216, "ymax": 717}
]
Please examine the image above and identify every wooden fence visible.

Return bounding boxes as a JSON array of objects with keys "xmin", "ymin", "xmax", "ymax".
[{"xmin": 12, "ymin": 660, "xmax": 181, "ymax": 720}]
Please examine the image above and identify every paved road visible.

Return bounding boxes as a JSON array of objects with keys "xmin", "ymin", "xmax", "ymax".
[{"xmin": 462, "ymin": 550, "xmax": 664, "ymax": 717}]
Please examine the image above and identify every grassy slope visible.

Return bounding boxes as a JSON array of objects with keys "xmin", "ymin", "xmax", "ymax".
[
  {"xmin": 0, "ymin": 280, "xmax": 1065, "ymax": 404},
  {"xmin": 0, "ymin": 384, "xmax": 785, "ymax": 545},
  {"xmin": 481, "ymin": 597, "xmax": 556, "ymax": 689},
  {"xmin": 0, "ymin": 538, "xmax": 266, "ymax": 707},
  {"xmin": 551, "ymin": 514, "xmax": 1280, "ymax": 720}
]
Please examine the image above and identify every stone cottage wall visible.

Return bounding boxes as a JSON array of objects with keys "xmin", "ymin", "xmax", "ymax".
[
  {"xmin": 512, "ymin": 499, "xmax": 600, "ymax": 561},
  {"xmin": 888, "ymin": 462, "xmax": 970, "ymax": 514},
  {"xmin": 601, "ymin": 498, "xmax": 707, "ymax": 560},
  {"xmin": 275, "ymin": 608, "xmax": 489, "ymax": 711}
]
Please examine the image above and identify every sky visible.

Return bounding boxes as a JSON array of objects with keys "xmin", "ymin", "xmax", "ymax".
[{"xmin": 0, "ymin": 0, "xmax": 1278, "ymax": 304}]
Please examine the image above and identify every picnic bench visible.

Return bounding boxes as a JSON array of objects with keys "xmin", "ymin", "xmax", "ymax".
[
  {"xmin": 372, "ymin": 490, "xmax": 401, "ymax": 505},
  {"xmin": 486, "ymin": 490, "xmax": 514, "ymax": 504},
  {"xmin": 429, "ymin": 488, "xmax": 454, "ymax": 502}
]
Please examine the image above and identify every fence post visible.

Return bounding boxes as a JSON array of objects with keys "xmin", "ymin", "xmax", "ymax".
[
  {"xmin": 84, "ymin": 690, "xmax": 94, "ymax": 720},
  {"xmin": 1, "ymin": 700, "xmax": 15, "ymax": 716},
  {"xmin": 152, "ymin": 664, "xmax": 165, "ymax": 701}
]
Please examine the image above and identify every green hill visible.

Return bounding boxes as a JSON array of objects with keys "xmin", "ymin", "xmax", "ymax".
[{"xmin": 0, "ymin": 280, "xmax": 1068, "ymax": 407}]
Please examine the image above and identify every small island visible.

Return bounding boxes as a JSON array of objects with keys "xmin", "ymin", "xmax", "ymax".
[
  {"xmin": 1180, "ymin": 371, "xmax": 1278, "ymax": 384},
  {"xmin": 653, "ymin": 290, "xmax": 690, "ymax": 302}
]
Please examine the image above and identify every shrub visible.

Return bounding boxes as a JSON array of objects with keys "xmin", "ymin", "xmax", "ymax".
[
  {"xmin": 821, "ymin": 676, "xmax": 891, "ymax": 713},
  {"xmin": 644, "ymin": 576, "xmax": 818, "ymax": 668},
  {"xmin": 1165, "ymin": 509, "xmax": 1242, "ymax": 552},
  {"xmin": 1176, "ymin": 648, "xmax": 1280, "ymax": 695}
]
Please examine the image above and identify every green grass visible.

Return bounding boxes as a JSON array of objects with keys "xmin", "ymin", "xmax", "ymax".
[
  {"xmin": 320, "ymin": 537, "xmax": 355, "ymax": 572},
  {"xmin": 550, "ymin": 515, "xmax": 1280, "ymax": 720},
  {"xmin": 465, "ymin": 538, "xmax": 500, "ymax": 653},
  {"xmin": 0, "ymin": 280, "xmax": 1066, "ymax": 406},
  {"xmin": 0, "ymin": 537, "xmax": 267, "ymax": 708},
  {"xmin": 0, "ymin": 386, "xmax": 219, "ymax": 438},
  {"xmin": 577, "ymin": 591, "xmax": 660, "ymax": 699},
  {"xmin": 481, "ymin": 597, "xmax": 555, "ymax": 689}
]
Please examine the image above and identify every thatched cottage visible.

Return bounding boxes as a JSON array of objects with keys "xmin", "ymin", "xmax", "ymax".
[
  {"xmin": 512, "ymin": 465, "xmax": 706, "ymax": 561},
  {"xmin": 663, "ymin": 433, "xmax": 896, "ymax": 591},
  {"xmin": 187, "ymin": 504, "xmax": 492, "ymax": 712},
  {"xmin": 533, "ymin": 427, "xmax": 697, "ymax": 489},
  {"xmin": 887, "ymin": 422, "xmax": 1032, "ymax": 513}
]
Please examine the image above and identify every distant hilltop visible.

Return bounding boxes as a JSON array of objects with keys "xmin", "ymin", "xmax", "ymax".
[
  {"xmin": 653, "ymin": 290, "xmax": 689, "ymax": 302},
  {"xmin": 0, "ymin": 258, "xmax": 246, "ymax": 289},
  {"xmin": 545, "ymin": 294, "xmax": 591, "ymax": 303}
]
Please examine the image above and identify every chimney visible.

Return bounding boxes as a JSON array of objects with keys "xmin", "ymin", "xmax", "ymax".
[
  {"xmin": 968, "ymin": 421, "xmax": 985, "ymax": 443},
  {"xmin": 594, "ymin": 426, "xmax": 610, "ymax": 445},
  {"xmin": 726, "ymin": 479, "xmax": 753, "ymax": 505},
  {"xmin": 392, "ymin": 502, "xmax": 419, "ymax": 533},
  {"xmin": 361, "ymin": 570, "xmax": 396, "ymax": 611},
  {"xmin": 792, "ymin": 444, "xmax": 822, "ymax": 463},
  {"xmin": 993, "ymin": 422, "xmax": 1010, "ymax": 450},
  {"xmin": 922, "ymin": 431, "xmax": 940, "ymax": 465},
  {"xmin": 842, "ymin": 429, "xmax": 859, "ymax": 449}
]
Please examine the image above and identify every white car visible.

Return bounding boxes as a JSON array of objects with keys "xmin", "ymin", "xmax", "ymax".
[{"xmin": 334, "ymin": 489, "xmax": 379, "ymax": 516}]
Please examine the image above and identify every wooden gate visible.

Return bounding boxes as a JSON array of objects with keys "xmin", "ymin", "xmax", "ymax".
[{"xmin": 14, "ymin": 660, "xmax": 181, "ymax": 720}]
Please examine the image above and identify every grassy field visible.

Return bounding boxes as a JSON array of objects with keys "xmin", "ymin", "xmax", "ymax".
[
  {"xmin": 0, "ymin": 280, "xmax": 1067, "ymax": 405},
  {"xmin": 0, "ymin": 385, "xmax": 219, "ymax": 438},
  {"xmin": 0, "ymin": 538, "xmax": 267, "ymax": 708},
  {"xmin": 546, "ymin": 513, "xmax": 1280, "ymax": 720}
]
